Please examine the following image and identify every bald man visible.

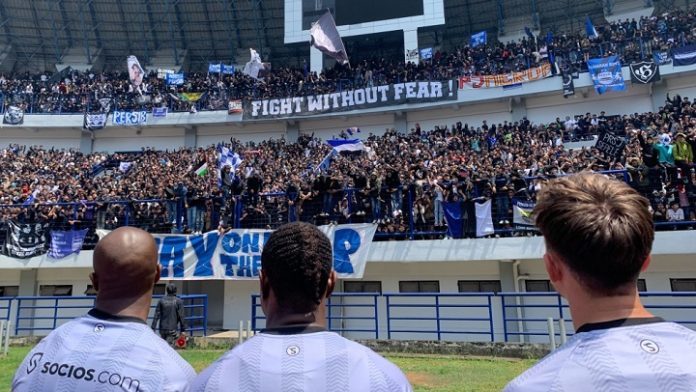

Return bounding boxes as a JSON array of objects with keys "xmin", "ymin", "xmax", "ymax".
[{"xmin": 12, "ymin": 227, "xmax": 195, "ymax": 392}]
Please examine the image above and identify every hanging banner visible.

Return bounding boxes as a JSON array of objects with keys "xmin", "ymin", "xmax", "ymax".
[
  {"xmin": 512, "ymin": 199, "xmax": 536, "ymax": 226},
  {"xmin": 672, "ymin": 45, "xmax": 696, "ymax": 67},
  {"xmin": 629, "ymin": 61, "xmax": 660, "ymax": 84},
  {"xmin": 127, "ymin": 55, "xmax": 145, "ymax": 87},
  {"xmin": 595, "ymin": 131, "xmax": 628, "ymax": 158},
  {"xmin": 5, "ymin": 222, "xmax": 49, "ymax": 259},
  {"xmin": 112, "ymin": 111, "xmax": 148, "ymax": 126},
  {"xmin": 83, "ymin": 113, "xmax": 107, "ymax": 130},
  {"xmin": 165, "ymin": 73, "xmax": 184, "ymax": 86},
  {"xmin": 96, "ymin": 223, "xmax": 377, "ymax": 280},
  {"xmin": 458, "ymin": 63, "xmax": 552, "ymax": 89},
  {"xmin": 152, "ymin": 107, "xmax": 168, "ymax": 118},
  {"xmin": 243, "ymin": 80, "xmax": 457, "ymax": 120},
  {"xmin": 588, "ymin": 56, "xmax": 625, "ymax": 94},
  {"xmin": 48, "ymin": 229, "xmax": 88, "ymax": 259},
  {"xmin": 562, "ymin": 71, "xmax": 575, "ymax": 97},
  {"xmin": 3, "ymin": 106, "xmax": 25, "ymax": 125},
  {"xmin": 222, "ymin": 64, "xmax": 235, "ymax": 75},
  {"xmin": 228, "ymin": 100, "xmax": 243, "ymax": 114}
]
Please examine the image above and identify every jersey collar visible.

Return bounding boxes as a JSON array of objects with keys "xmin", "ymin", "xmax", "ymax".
[
  {"xmin": 576, "ymin": 317, "xmax": 665, "ymax": 333},
  {"xmin": 260, "ymin": 324, "xmax": 327, "ymax": 335},
  {"xmin": 88, "ymin": 308, "xmax": 147, "ymax": 325}
]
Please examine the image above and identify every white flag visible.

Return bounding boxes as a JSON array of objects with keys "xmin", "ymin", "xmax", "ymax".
[
  {"xmin": 127, "ymin": 55, "xmax": 145, "ymax": 86},
  {"xmin": 475, "ymin": 200, "xmax": 495, "ymax": 237},
  {"xmin": 310, "ymin": 11, "xmax": 349, "ymax": 65},
  {"xmin": 243, "ymin": 49, "xmax": 265, "ymax": 79}
]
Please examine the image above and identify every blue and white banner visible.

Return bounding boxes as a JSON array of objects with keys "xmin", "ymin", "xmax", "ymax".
[
  {"xmin": 587, "ymin": 56, "xmax": 625, "ymax": 95},
  {"xmin": 48, "ymin": 229, "xmax": 88, "ymax": 259},
  {"xmin": 470, "ymin": 31, "xmax": 487, "ymax": 47},
  {"xmin": 165, "ymin": 73, "xmax": 184, "ymax": 85},
  {"xmin": 327, "ymin": 139, "xmax": 367, "ymax": 153},
  {"xmin": 97, "ymin": 224, "xmax": 377, "ymax": 279},
  {"xmin": 208, "ymin": 63, "xmax": 221, "ymax": 73},
  {"xmin": 152, "ymin": 107, "xmax": 168, "ymax": 118},
  {"xmin": 672, "ymin": 45, "xmax": 696, "ymax": 67},
  {"xmin": 419, "ymin": 48, "xmax": 433, "ymax": 60},
  {"xmin": 112, "ymin": 110, "xmax": 148, "ymax": 126},
  {"xmin": 222, "ymin": 64, "xmax": 235, "ymax": 75},
  {"xmin": 653, "ymin": 51, "xmax": 671, "ymax": 65},
  {"xmin": 512, "ymin": 199, "xmax": 535, "ymax": 226},
  {"xmin": 83, "ymin": 113, "xmax": 107, "ymax": 130}
]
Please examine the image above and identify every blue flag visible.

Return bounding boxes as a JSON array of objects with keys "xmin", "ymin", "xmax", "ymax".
[
  {"xmin": 221, "ymin": 64, "xmax": 235, "ymax": 74},
  {"xmin": 471, "ymin": 31, "xmax": 487, "ymax": 47},
  {"xmin": 585, "ymin": 16, "xmax": 598, "ymax": 38},
  {"xmin": 48, "ymin": 229, "xmax": 88, "ymax": 259},
  {"xmin": 166, "ymin": 73, "xmax": 184, "ymax": 86},
  {"xmin": 588, "ymin": 56, "xmax": 625, "ymax": 95},
  {"xmin": 208, "ymin": 63, "xmax": 222, "ymax": 73},
  {"xmin": 443, "ymin": 202, "xmax": 465, "ymax": 239},
  {"xmin": 525, "ymin": 27, "xmax": 535, "ymax": 40}
]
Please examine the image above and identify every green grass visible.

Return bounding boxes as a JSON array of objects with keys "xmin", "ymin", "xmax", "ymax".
[{"xmin": 1, "ymin": 346, "xmax": 534, "ymax": 391}]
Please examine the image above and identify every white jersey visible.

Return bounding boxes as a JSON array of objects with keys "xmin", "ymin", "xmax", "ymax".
[
  {"xmin": 190, "ymin": 326, "xmax": 412, "ymax": 392},
  {"xmin": 505, "ymin": 318, "xmax": 696, "ymax": 392},
  {"xmin": 12, "ymin": 308, "xmax": 195, "ymax": 392}
]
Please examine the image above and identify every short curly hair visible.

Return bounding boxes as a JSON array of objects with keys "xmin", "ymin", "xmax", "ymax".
[{"xmin": 261, "ymin": 222, "xmax": 333, "ymax": 313}]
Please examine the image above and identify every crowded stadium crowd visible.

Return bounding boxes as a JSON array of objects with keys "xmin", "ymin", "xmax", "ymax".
[
  {"xmin": 1, "ymin": 7, "xmax": 696, "ymax": 114},
  {"xmin": 0, "ymin": 93, "xmax": 694, "ymax": 241}
]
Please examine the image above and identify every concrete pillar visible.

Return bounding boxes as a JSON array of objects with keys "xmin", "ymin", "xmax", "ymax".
[
  {"xmin": 286, "ymin": 121, "xmax": 300, "ymax": 143},
  {"xmin": 80, "ymin": 130, "xmax": 93, "ymax": 154},
  {"xmin": 394, "ymin": 112, "xmax": 408, "ymax": 133},
  {"xmin": 184, "ymin": 126, "xmax": 197, "ymax": 148},
  {"xmin": 310, "ymin": 46, "xmax": 323, "ymax": 74},
  {"xmin": 17, "ymin": 269, "xmax": 38, "ymax": 335},
  {"xmin": 510, "ymin": 96, "xmax": 528, "ymax": 123},
  {"xmin": 498, "ymin": 261, "xmax": 522, "ymax": 342},
  {"xmin": 403, "ymin": 29, "xmax": 419, "ymax": 65},
  {"xmin": 650, "ymin": 80, "xmax": 668, "ymax": 113}
]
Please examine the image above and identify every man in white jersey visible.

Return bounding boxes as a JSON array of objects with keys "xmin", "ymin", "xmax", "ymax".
[
  {"xmin": 505, "ymin": 173, "xmax": 696, "ymax": 391},
  {"xmin": 12, "ymin": 227, "xmax": 195, "ymax": 392},
  {"xmin": 191, "ymin": 221, "xmax": 412, "ymax": 392}
]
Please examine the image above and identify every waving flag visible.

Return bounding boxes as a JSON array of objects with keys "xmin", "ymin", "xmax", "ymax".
[
  {"xmin": 327, "ymin": 139, "xmax": 367, "ymax": 153},
  {"xmin": 586, "ymin": 16, "xmax": 598, "ymax": 39},
  {"xmin": 310, "ymin": 10, "xmax": 349, "ymax": 65},
  {"xmin": 208, "ymin": 63, "xmax": 221, "ymax": 73},
  {"xmin": 127, "ymin": 55, "xmax": 145, "ymax": 86},
  {"xmin": 217, "ymin": 145, "xmax": 243, "ymax": 185},
  {"xmin": 470, "ymin": 31, "xmax": 487, "ymax": 47},
  {"xmin": 243, "ymin": 49, "xmax": 266, "ymax": 79}
]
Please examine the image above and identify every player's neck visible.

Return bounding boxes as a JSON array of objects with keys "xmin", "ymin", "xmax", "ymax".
[
  {"xmin": 568, "ymin": 290, "xmax": 654, "ymax": 330},
  {"xmin": 94, "ymin": 294, "xmax": 152, "ymax": 322},
  {"xmin": 265, "ymin": 306, "xmax": 327, "ymax": 330}
]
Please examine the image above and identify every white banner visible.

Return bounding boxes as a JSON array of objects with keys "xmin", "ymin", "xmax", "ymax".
[
  {"xmin": 112, "ymin": 111, "xmax": 147, "ymax": 126},
  {"xmin": 512, "ymin": 200, "xmax": 535, "ymax": 226},
  {"xmin": 97, "ymin": 224, "xmax": 377, "ymax": 280}
]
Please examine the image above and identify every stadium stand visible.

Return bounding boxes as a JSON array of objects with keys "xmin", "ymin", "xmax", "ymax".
[{"xmin": 0, "ymin": 7, "xmax": 694, "ymax": 113}]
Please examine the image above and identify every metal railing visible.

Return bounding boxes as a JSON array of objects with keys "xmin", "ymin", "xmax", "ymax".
[
  {"xmin": 0, "ymin": 297, "xmax": 12, "ymax": 321},
  {"xmin": 252, "ymin": 293, "xmax": 380, "ymax": 339},
  {"xmin": 250, "ymin": 291, "xmax": 696, "ymax": 342},
  {"xmin": 7, "ymin": 294, "xmax": 208, "ymax": 336},
  {"xmin": 384, "ymin": 293, "xmax": 495, "ymax": 341}
]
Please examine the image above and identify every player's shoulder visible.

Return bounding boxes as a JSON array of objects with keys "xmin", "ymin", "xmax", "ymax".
[
  {"xmin": 503, "ymin": 336, "xmax": 579, "ymax": 392},
  {"xmin": 336, "ymin": 334, "xmax": 413, "ymax": 391}
]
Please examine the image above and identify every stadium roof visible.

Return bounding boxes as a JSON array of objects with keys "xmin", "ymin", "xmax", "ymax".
[{"xmin": 0, "ymin": 0, "xmax": 674, "ymax": 73}]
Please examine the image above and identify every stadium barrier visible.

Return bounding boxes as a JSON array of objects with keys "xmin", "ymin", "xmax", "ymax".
[
  {"xmin": 0, "ymin": 297, "xmax": 11, "ymax": 321},
  {"xmin": 4, "ymin": 294, "xmax": 207, "ymax": 336},
  {"xmin": 251, "ymin": 291, "xmax": 696, "ymax": 343}
]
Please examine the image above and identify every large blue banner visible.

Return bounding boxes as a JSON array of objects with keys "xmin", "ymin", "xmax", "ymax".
[
  {"xmin": 672, "ymin": 45, "xmax": 696, "ymax": 67},
  {"xmin": 97, "ymin": 224, "xmax": 377, "ymax": 280},
  {"xmin": 112, "ymin": 111, "xmax": 147, "ymax": 126},
  {"xmin": 588, "ymin": 56, "xmax": 625, "ymax": 95},
  {"xmin": 48, "ymin": 229, "xmax": 88, "ymax": 259}
]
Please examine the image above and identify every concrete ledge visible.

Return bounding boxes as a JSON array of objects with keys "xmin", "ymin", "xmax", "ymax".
[{"xmin": 10, "ymin": 336, "xmax": 550, "ymax": 359}]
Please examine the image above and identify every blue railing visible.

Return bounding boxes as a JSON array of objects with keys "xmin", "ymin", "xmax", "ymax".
[
  {"xmin": 384, "ymin": 293, "xmax": 495, "ymax": 341},
  {"xmin": 251, "ymin": 291, "xmax": 696, "ymax": 342},
  {"xmin": 252, "ymin": 293, "xmax": 380, "ymax": 339},
  {"xmin": 8, "ymin": 294, "xmax": 208, "ymax": 336}
]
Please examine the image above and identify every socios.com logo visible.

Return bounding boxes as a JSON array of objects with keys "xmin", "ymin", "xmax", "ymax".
[{"xmin": 26, "ymin": 352, "xmax": 44, "ymax": 374}]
